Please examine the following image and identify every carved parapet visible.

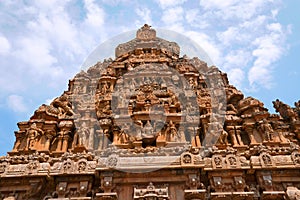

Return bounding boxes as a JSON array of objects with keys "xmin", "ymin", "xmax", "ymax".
[
  {"xmin": 261, "ymin": 191, "xmax": 286, "ymax": 200},
  {"xmin": 184, "ymin": 189, "xmax": 206, "ymax": 200},
  {"xmin": 95, "ymin": 193, "xmax": 118, "ymax": 200},
  {"xmin": 116, "ymin": 24, "xmax": 180, "ymax": 59},
  {"xmin": 286, "ymin": 186, "xmax": 300, "ymax": 200},
  {"xmin": 133, "ymin": 182, "xmax": 169, "ymax": 199},
  {"xmin": 53, "ymin": 178, "xmax": 93, "ymax": 199}
]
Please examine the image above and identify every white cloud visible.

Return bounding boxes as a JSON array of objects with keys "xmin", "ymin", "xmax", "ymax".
[
  {"xmin": 199, "ymin": 0, "xmax": 271, "ymax": 20},
  {"xmin": 155, "ymin": 0, "xmax": 187, "ymax": 9},
  {"xmin": 217, "ymin": 27, "xmax": 240, "ymax": 46},
  {"xmin": 252, "ymin": 35, "xmax": 282, "ymax": 69},
  {"xmin": 271, "ymin": 9, "xmax": 279, "ymax": 19},
  {"xmin": 248, "ymin": 30, "xmax": 284, "ymax": 88},
  {"xmin": 84, "ymin": 0, "xmax": 105, "ymax": 28},
  {"xmin": 199, "ymin": 0, "xmax": 238, "ymax": 10},
  {"xmin": 248, "ymin": 66, "xmax": 273, "ymax": 90},
  {"xmin": 7, "ymin": 95, "xmax": 28, "ymax": 113},
  {"xmin": 161, "ymin": 7, "xmax": 184, "ymax": 25},
  {"xmin": 185, "ymin": 9, "xmax": 198, "ymax": 25},
  {"xmin": 184, "ymin": 9, "xmax": 211, "ymax": 29},
  {"xmin": 185, "ymin": 31, "xmax": 221, "ymax": 65},
  {"xmin": 228, "ymin": 68, "xmax": 245, "ymax": 88},
  {"xmin": 15, "ymin": 37, "xmax": 58, "ymax": 73},
  {"xmin": 27, "ymin": 12, "xmax": 83, "ymax": 56},
  {"xmin": 135, "ymin": 7, "xmax": 153, "ymax": 25},
  {"xmin": 223, "ymin": 50, "xmax": 251, "ymax": 70},
  {"xmin": 0, "ymin": 35, "xmax": 11, "ymax": 55},
  {"xmin": 101, "ymin": 0, "xmax": 129, "ymax": 6}
]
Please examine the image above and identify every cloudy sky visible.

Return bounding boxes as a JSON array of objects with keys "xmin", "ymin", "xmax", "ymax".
[{"xmin": 0, "ymin": 0, "xmax": 299, "ymax": 155}]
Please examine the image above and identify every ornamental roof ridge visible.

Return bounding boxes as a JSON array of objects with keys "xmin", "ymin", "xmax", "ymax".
[{"xmin": 115, "ymin": 24, "xmax": 180, "ymax": 58}]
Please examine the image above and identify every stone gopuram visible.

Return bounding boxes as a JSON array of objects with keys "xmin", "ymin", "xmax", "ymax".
[{"xmin": 1, "ymin": 25, "xmax": 300, "ymax": 200}]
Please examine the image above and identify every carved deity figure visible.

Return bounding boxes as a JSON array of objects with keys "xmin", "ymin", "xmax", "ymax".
[
  {"xmin": 136, "ymin": 90, "xmax": 146, "ymax": 104},
  {"xmin": 166, "ymin": 120, "xmax": 179, "ymax": 142},
  {"xmin": 72, "ymin": 122, "xmax": 89, "ymax": 148},
  {"xmin": 188, "ymin": 77, "xmax": 196, "ymax": 89},
  {"xmin": 228, "ymin": 157, "xmax": 237, "ymax": 166},
  {"xmin": 100, "ymin": 81, "xmax": 109, "ymax": 94},
  {"xmin": 262, "ymin": 154, "xmax": 272, "ymax": 165},
  {"xmin": 168, "ymin": 91, "xmax": 180, "ymax": 108},
  {"xmin": 258, "ymin": 119, "xmax": 274, "ymax": 142},
  {"xmin": 214, "ymin": 157, "xmax": 222, "ymax": 166},
  {"xmin": 26, "ymin": 123, "xmax": 43, "ymax": 150},
  {"xmin": 142, "ymin": 121, "xmax": 155, "ymax": 139},
  {"xmin": 51, "ymin": 93, "xmax": 75, "ymax": 117}
]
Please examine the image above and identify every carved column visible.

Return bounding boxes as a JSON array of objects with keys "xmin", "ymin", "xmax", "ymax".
[
  {"xmin": 56, "ymin": 120, "xmax": 74, "ymax": 152},
  {"xmin": 56, "ymin": 135, "xmax": 63, "ymax": 152},
  {"xmin": 112, "ymin": 128, "xmax": 119, "ymax": 145},
  {"xmin": 44, "ymin": 131, "xmax": 54, "ymax": 151},
  {"xmin": 12, "ymin": 131, "xmax": 23, "ymax": 152},
  {"xmin": 227, "ymin": 126, "xmax": 238, "ymax": 146},
  {"xmin": 235, "ymin": 127, "xmax": 244, "ymax": 145},
  {"xmin": 243, "ymin": 123, "xmax": 257, "ymax": 145},
  {"xmin": 62, "ymin": 134, "xmax": 70, "ymax": 152}
]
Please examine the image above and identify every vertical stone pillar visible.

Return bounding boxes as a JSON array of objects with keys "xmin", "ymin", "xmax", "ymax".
[
  {"xmin": 227, "ymin": 126, "xmax": 238, "ymax": 146},
  {"xmin": 12, "ymin": 131, "xmax": 23, "ymax": 152},
  {"xmin": 112, "ymin": 129, "xmax": 119, "ymax": 145},
  {"xmin": 62, "ymin": 134, "xmax": 70, "ymax": 152},
  {"xmin": 56, "ymin": 136, "xmax": 63, "ymax": 152},
  {"xmin": 235, "ymin": 127, "xmax": 244, "ymax": 145},
  {"xmin": 44, "ymin": 133, "xmax": 53, "ymax": 151},
  {"xmin": 243, "ymin": 123, "xmax": 256, "ymax": 145},
  {"xmin": 88, "ymin": 127, "xmax": 94, "ymax": 150},
  {"xmin": 57, "ymin": 120, "xmax": 74, "ymax": 152}
]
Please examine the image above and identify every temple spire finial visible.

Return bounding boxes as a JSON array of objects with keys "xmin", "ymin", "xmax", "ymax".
[{"xmin": 136, "ymin": 24, "xmax": 156, "ymax": 40}]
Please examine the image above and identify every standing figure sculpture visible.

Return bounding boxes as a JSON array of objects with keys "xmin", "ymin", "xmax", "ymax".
[
  {"xmin": 26, "ymin": 123, "xmax": 43, "ymax": 150},
  {"xmin": 258, "ymin": 119, "xmax": 274, "ymax": 142},
  {"xmin": 72, "ymin": 122, "xmax": 90, "ymax": 148}
]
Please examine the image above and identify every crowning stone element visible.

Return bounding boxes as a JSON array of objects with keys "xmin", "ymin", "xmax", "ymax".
[{"xmin": 0, "ymin": 24, "xmax": 300, "ymax": 200}]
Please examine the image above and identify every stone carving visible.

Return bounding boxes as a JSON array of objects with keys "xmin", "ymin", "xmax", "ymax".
[
  {"xmin": 260, "ymin": 153, "xmax": 274, "ymax": 167},
  {"xmin": 133, "ymin": 182, "xmax": 169, "ymax": 200},
  {"xmin": 106, "ymin": 155, "xmax": 118, "ymax": 168},
  {"xmin": 25, "ymin": 123, "xmax": 44, "ymax": 150},
  {"xmin": 77, "ymin": 160, "xmax": 87, "ymax": 172},
  {"xmin": 136, "ymin": 24, "xmax": 156, "ymax": 40},
  {"xmin": 291, "ymin": 151, "xmax": 300, "ymax": 165},
  {"xmin": 1, "ymin": 25, "xmax": 300, "ymax": 200},
  {"xmin": 257, "ymin": 119, "xmax": 274, "ymax": 142},
  {"xmin": 295, "ymin": 100, "xmax": 300, "ymax": 119},
  {"xmin": 273, "ymin": 99, "xmax": 297, "ymax": 122},
  {"xmin": 72, "ymin": 122, "xmax": 89, "ymax": 149},
  {"xmin": 286, "ymin": 186, "xmax": 300, "ymax": 200},
  {"xmin": 212, "ymin": 155, "xmax": 223, "ymax": 168},
  {"xmin": 217, "ymin": 129, "xmax": 228, "ymax": 145},
  {"xmin": 62, "ymin": 159, "xmax": 74, "ymax": 173},
  {"xmin": 181, "ymin": 153, "xmax": 193, "ymax": 165},
  {"xmin": 0, "ymin": 161, "xmax": 7, "ymax": 173}
]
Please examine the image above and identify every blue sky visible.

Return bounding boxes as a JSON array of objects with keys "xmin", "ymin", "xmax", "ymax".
[{"xmin": 0, "ymin": 0, "xmax": 299, "ymax": 155}]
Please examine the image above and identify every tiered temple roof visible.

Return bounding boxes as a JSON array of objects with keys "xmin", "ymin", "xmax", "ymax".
[{"xmin": 0, "ymin": 25, "xmax": 300, "ymax": 200}]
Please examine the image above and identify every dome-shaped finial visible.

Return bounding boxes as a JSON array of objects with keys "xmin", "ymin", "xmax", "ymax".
[{"xmin": 136, "ymin": 24, "xmax": 156, "ymax": 40}]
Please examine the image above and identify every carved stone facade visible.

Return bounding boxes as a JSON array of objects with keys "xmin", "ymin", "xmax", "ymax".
[{"xmin": 1, "ymin": 25, "xmax": 300, "ymax": 200}]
